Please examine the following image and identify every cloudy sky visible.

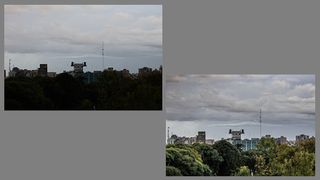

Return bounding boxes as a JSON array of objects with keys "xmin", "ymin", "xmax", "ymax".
[
  {"xmin": 166, "ymin": 75, "xmax": 315, "ymax": 141},
  {"xmin": 4, "ymin": 5, "xmax": 162, "ymax": 74}
]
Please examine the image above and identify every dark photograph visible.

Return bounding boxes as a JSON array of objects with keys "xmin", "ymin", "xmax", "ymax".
[{"xmin": 4, "ymin": 5, "xmax": 162, "ymax": 110}]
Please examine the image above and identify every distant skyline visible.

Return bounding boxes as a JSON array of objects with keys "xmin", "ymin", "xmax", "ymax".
[
  {"xmin": 166, "ymin": 75, "xmax": 315, "ymax": 141},
  {"xmin": 4, "ymin": 5, "xmax": 162, "ymax": 74}
]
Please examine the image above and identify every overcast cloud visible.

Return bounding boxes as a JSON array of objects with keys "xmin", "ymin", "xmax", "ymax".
[
  {"xmin": 166, "ymin": 75, "xmax": 315, "ymax": 140},
  {"xmin": 5, "ymin": 5, "xmax": 162, "ymax": 73}
]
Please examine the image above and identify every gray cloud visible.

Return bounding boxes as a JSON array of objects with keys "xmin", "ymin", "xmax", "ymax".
[
  {"xmin": 4, "ymin": 5, "xmax": 162, "ymax": 73},
  {"xmin": 166, "ymin": 74, "xmax": 315, "ymax": 123},
  {"xmin": 166, "ymin": 74, "xmax": 315, "ymax": 140}
]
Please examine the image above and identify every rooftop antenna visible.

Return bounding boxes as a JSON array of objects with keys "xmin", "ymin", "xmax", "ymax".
[
  {"xmin": 258, "ymin": 97, "xmax": 267, "ymax": 138},
  {"xmin": 167, "ymin": 127, "xmax": 170, "ymax": 140},
  {"xmin": 9, "ymin": 59, "xmax": 11, "ymax": 72},
  {"xmin": 259, "ymin": 108, "xmax": 262, "ymax": 138},
  {"xmin": 102, "ymin": 41, "xmax": 104, "ymax": 71}
]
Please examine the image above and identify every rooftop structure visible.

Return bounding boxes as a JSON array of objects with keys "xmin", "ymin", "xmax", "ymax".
[
  {"xmin": 229, "ymin": 129, "xmax": 244, "ymax": 140},
  {"xmin": 71, "ymin": 62, "xmax": 87, "ymax": 73},
  {"xmin": 38, "ymin": 64, "xmax": 48, "ymax": 77},
  {"xmin": 296, "ymin": 134, "xmax": 310, "ymax": 143},
  {"xmin": 196, "ymin": 131, "xmax": 206, "ymax": 144}
]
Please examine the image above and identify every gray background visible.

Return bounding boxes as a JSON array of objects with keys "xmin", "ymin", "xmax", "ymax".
[{"xmin": 0, "ymin": 0, "xmax": 319, "ymax": 180}]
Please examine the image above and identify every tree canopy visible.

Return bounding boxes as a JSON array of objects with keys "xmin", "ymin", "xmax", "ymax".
[
  {"xmin": 166, "ymin": 138, "xmax": 315, "ymax": 176},
  {"xmin": 5, "ymin": 71, "xmax": 162, "ymax": 110}
]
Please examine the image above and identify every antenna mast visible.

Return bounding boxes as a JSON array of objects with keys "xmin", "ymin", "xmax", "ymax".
[
  {"xmin": 9, "ymin": 59, "xmax": 11, "ymax": 72},
  {"xmin": 259, "ymin": 109, "xmax": 262, "ymax": 137},
  {"xmin": 167, "ymin": 127, "xmax": 170, "ymax": 141},
  {"xmin": 102, "ymin": 41, "xmax": 104, "ymax": 71}
]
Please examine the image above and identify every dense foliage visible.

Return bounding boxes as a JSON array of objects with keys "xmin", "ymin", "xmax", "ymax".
[
  {"xmin": 5, "ymin": 71, "xmax": 162, "ymax": 110},
  {"xmin": 166, "ymin": 138, "xmax": 315, "ymax": 176}
]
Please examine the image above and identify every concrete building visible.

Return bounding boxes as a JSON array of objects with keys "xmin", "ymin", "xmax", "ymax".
[
  {"xmin": 167, "ymin": 135, "xmax": 196, "ymax": 145},
  {"xmin": 82, "ymin": 71, "xmax": 102, "ymax": 84},
  {"xmin": 265, "ymin": 134, "xmax": 272, "ymax": 138},
  {"xmin": 196, "ymin": 131, "xmax": 206, "ymax": 144},
  {"xmin": 7, "ymin": 64, "xmax": 56, "ymax": 78},
  {"xmin": 47, "ymin": 72, "xmax": 57, "ymax": 78},
  {"xmin": 189, "ymin": 137, "xmax": 197, "ymax": 144},
  {"xmin": 167, "ymin": 134, "xmax": 178, "ymax": 144},
  {"xmin": 31, "ymin": 70, "xmax": 38, "ymax": 77},
  {"xmin": 121, "ymin": 69, "xmax": 130, "ymax": 78},
  {"xmin": 38, "ymin": 64, "xmax": 48, "ymax": 77},
  {"xmin": 229, "ymin": 129, "xmax": 244, "ymax": 140},
  {"xmin": 174, "ymin": 136, "xmax": 189, "ymax": 144},
  {"xmin": 167, "ymin": 132, "xmax": 206, "ymax": 145},
  {"xmin": 107, "ymin": 67, "xmax": 114, "ymax": 71},
  {"xmin": 206, "ymin": 139, "xmax": 215, "ymax": 145},
  {"xmin": 9, "ymin": 67, "xmax": 32, "ymax": 77},
  {"xmin": 296, "ymin": 134, "xmax": 309, "ymax": 143},
  {"xmin": 227, "ymin": 129, "xmax": 260, "ymax": 151},
  {"xmin": 242, "ymin": 138, "xmax": 260, "ymax": 151},
  {"xmin": 138, "ymin": 67, "xmax": 152, "ymax": 77},
  {"xmin": 71, "ymin": 62, "xmax": 86, "ymax": 74},
  {"xmin": 276, "ymin": 136, "xmax": 287, "ymax": 145},
  {"xmin": 9, "ymin": 67, "xmax": 19, "ymax": 77}
]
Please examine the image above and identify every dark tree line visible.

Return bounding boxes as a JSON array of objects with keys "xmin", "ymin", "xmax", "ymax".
[
  {"xmin": 166, "ymin": 138, "xmax": 315, "ymax": 176},
  {"xmin": 5, "ymin": 71, "xmax": 162, "ymax": 110}
]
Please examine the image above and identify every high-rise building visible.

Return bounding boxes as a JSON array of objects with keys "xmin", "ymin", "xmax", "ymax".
[
  {"xmin": 226, "ymin": 129, "xmax": 260, "ymax": 151},
  {"xmin": 276, "ymin": 136, "xmax": 287, "ymax": 145},
  {"xmin": 138, "ymin": 67, "xmax": 152, "ymax": 77},
  {"xmin": 296, "ymin": 134, "xmax": 309, "ymax": 143},
  {"xmin": 121, "ymin": 69, "xmax": 130, "ymax": 78},
  {"xmin": 196, "ymin": 131, "xmax": 206, "ymax": 144},
  {"xmin": 9, "ymin": 67, "xmax": 19, "ymax": 77},
  {"xmin": 38, "ymin": 64, "xmax": 48, "ymax": 77},
  {"xmin": 71, "ymin": 62, "xmax": 86, "ymax": 74},
  {"xmin": 167, "ymin": 134, "xmax": 178, "ymax": 144},
  {"xmin": 241, "ymin": 138, "xmax": 260, "ymax": 151},
  {"xmin": 229, "ymin": 129, "xmax": 244, "ymax": 140}
]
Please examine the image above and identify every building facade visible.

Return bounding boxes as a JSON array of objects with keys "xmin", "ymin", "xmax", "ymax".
[
  {"xmin": 196, "ymin": 131, "xmax": 206, "ymax": 144},
  {"xmin": 38, "ymin": 64, "xmax": 48, "ymax": 77},
  {"xmin": 296, "ymin": 134, "xmax": 310, "ymax": 143}
]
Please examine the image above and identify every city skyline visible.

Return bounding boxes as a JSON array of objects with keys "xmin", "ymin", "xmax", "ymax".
[
  {"xmin": 166, "ymin": 128, "xmax": 313, "ymax": 142},
  {"xmin": 4, "ymin": 5, "xmax": 162, "ymax": 74},
  {"xmin": 166, "ymin": 74, "xmax": 315, "ymax": 141}
]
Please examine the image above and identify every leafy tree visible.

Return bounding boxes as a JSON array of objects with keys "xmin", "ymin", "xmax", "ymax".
[
  {"xmin": 166, "ymin": 166, "xmax": 182, "ymax": 176},
  {"xmin": 5, "ymin": 70, "xmax": 162, "ymax": 110},
  {"xmin": 297, "ymin": 138, "xmax": 315, "ymax": 153},
  {"xmin": 255, "ymin": 137, "xmax": 277, "ymax": 175},
  {"xmin": 5, "ymin": 77, "xmax": 53, "ymax": 110},
  {"xmin": 236, "ymin": 166, "xmax": 250, "ymax": 176},
  {"xmin": 166, "ymin": 146, "xmax": 212, "ymax": 176},
  {"xmin": 212, "ymin": 140, "xmax": 241, "ymax": 176},
  {"xmin": 192, "ymin": 143, "xmax": 223, "ymax": 175},
  {"xmin": 271, "ymin": 143, "xmax": 315, "ymax": 176},
  {"xmin": 255, "ymin": 154, "xmax": 272, "ymax": 176},
  {"xmin": 166, "ymin": 139, "xmax": 315, "ymax": 176},
  {"xmin": 240, "ymin": 150, "xmax": 257, "ymax": 174}
]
